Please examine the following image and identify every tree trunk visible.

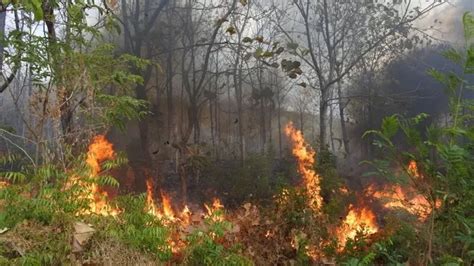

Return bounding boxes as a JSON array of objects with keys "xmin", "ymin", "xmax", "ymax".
[
  {"xmin": 215, "ymin": 93, "xmax": 220, "ymax": 160},
  {"xmin": 210, "ymin": 99, "xmax": 215, "ymax": 153},
  {"xmin": 260, "ymin": 99, "xmax": 266, "ymax": 154},
  {"xmin": 268, "ymin": 104, "xmax": 272, "ymax": 145},
  {"xmin": 319, "ymin": 88, "xmax": 329, "ymax": 150},
  {"xmin": 237, "ymin": 97, "xmax": 244, "ymax": 163},
  {"xmin": 277, "ymin": 101, "xmax": 282, "ymax": 159},
  {"xmin": 166, "ymin": 54, "xmax": 174, "ymax": 140},
  {"xmin": 337, "ymin": 82, "xmax": 350, "ymax": 156},
  {"xmin": 0, "ymin": 10, "xmax": 6, "ymax": 70},
  {"xmin": 299, "ymin": 110, "xmax": 304, "ymax": 133},
  {"xmin": 136, "ymin": 83, "xmax": 152, "ymax": 164},
  {"xmin": 179, "ymin": 161, "xmax": 188, "ymax": 205},
  {"xmin": 366, "ymin": 84, "xmax": 374, "ymax": 160},
  {"xmin": 329, "ymin": 104, "xmax": 335, "ymax": 153}
]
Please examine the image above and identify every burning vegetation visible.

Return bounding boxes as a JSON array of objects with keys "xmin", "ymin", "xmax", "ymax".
[
  {"xmin": 0, "ymin": 0, "xmax": 472, "ymax": 264},
  {"xmin": 0, "ymin": 122, "xmax": 459, "ymax": 265},
  {"xmin": 284, "ymin": 122, "xmax": 322, "ymax": 212},
  {"xmin": 84, "ymin": 135, "xmax": 120, "ymax": 216}
]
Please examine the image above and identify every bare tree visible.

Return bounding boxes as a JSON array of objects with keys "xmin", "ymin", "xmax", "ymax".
[{"xmin": 274, "ymin": 0, "xmax": 445, "ymax": 151}]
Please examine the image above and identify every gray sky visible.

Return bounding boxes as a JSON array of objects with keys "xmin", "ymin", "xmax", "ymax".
[{"xmin": 417, "ymin": 0, "xmax": 474, "ymax": 45}]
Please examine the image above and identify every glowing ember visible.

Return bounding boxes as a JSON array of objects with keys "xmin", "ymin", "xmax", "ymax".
[
  {"xmin": 337, "ymin": 204, "xmax": 378, "ymax": 249},
  {"xmin": 82, "ymin": 134, "xmax": 119, "ymax": 216},
  {"xmin": 284, "ymin": 122, "xmax": 322, "ymax": 211}
]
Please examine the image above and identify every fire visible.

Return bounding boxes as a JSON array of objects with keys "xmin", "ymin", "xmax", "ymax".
[
  {"xmin": 161, "ymin": 191, "xmax": 175, "ymax": 219},
  {"xmin": 204, "ymin": 198, "xmax": 224, "ymax": 221},
  {"xmin": 180, "ymin": 205, "xmax": 191, "ymax": 226},
  {"xmin": 337, "ymin": 204, "xmax": 378, "ymax": 249},
  {"xmin": 407, "ymin": 160, "xmax": 420, "ymax": 178},
  {"xmin": 370, "ymin": 184, "xmax": 436, "ymax": 221},
  {"xmin": 0, "ymin": 181, "xmax": 8, "ymax": 189},
  {"xmin": 146, "ymin": 178, "xmax": 159, "ymax": 216},
  {"xmin": 82, "ymin": 134, "xmax": 119, "ymax": 216},
  {"xmin": 284, "ymin": 122, "xmax": 322, "ymax": 211},
  {"xmin": 145, "ymin": 177, "xmax": 194, "ymax": 225},
  {"xmin": 143, "ymin": 183, "xmax": 227, "ymax": 256},
  {"xmin": 367, "ymin": 160, "xmax": 440, "ymax": 221}
]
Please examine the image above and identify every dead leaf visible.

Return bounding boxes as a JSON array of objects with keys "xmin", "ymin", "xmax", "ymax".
[{"xmin": 72, "ymin": 222, "xmax": 95, "ymax": 253}]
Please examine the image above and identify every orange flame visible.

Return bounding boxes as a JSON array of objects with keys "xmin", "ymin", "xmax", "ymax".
[
  {"xmin": 284, "ymin": 122, "xmax": 322, "ymax": 211},
  {"xmin": 0, "ymin": 181, "xmax": 9, "ymax": 189},
  {"xmin": 337, "ymin": 204, "xmax": 378, "ymax": 249},
  {"xmin": 367, "ymin": 160, "xmax": 440, "ymax": 221},
  {"xmin": 145, "ymin": 178, "xmax": 159, "ymax": 216},
  {"xmin": 161, "ymin": 191, "xmax": 175, "ymax": 219},
  {"xmin": 145, "ymin": 178, "xmax": 194, "ymax": 226},
  {"xmin": 370, "ymin": 184, "xmax": 437, "ymax": 221},
  {"xmin": 180, "ymin": 205, "xmax": 192, "ymax": 226},
  {"xmin": 204, "ymin": 198, "xmax": 224, "ymax": 221},
  {"xmin": 407, "ymin": 160, "xmax": 420, "ymax": 178},
  {"xmin": 82, "ymin": 135, "xmax": 119, "ymax": 216}
]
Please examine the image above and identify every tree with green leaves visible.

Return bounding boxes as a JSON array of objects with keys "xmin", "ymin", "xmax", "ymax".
[{"xmin": 0, "ymin": 0, "xmax": 148, "ymax": 164}]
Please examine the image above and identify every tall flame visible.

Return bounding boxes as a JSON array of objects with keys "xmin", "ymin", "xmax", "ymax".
[
  {"xmin": 146, "ymin": 178, "xmax": 159, "ymax": 216},
  {"xmin": 161, "ymin": 191, "xmax": 175, "ymax": 219},
  {"xmin": 84, "ymin": 135, "xmax": 119, "ymax": 216},
  {"xmin": 284, "ymin": 122, "xmax": 322, "ymax": 211},
  {"xmin": 337, "ymin": 204, "xmax": 378, "ymax": 249}
]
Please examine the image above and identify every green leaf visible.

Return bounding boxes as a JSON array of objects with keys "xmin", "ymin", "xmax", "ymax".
[
  {"xmin": 463, "ymin": 12, "xmax": 474, "ymax": 47},
  {"xmin": 254, "ymin": 47, "xmax": 263, "ymax": 58},
  {"xmin": 3, "ymin": 171, "xmax": 26, "ymax": 183},
  {"xmin": 226, "ymin": 26, "xmax": 236, "ymax": 35},
  {"xmin": 30, "ymin": 0, "xmax": 44, "ymax": 21},
  {"xmin": 242, "ymin": 37, "xmax": 253, "ymax": 43},
  {"xmin": 287, "ymin": 42, "xmax": 299, "ymax": 50},
  {"xmin": 466, "ymin": 47, "xmax": 474, "ymax": 74},
  {"xmin": 463, "ymin": 12, "xmax": 474, "ymax": 72},
  {"xmin": 442, "ymin": 48, "xmax": 463, "ymax": 65},
  {"xmin": 381, "ymin": 115, "xmax": 399, "ymax": 139}
]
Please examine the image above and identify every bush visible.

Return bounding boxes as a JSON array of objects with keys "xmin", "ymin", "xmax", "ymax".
[{"xmin": 184, "ymin": 211, "xmax": 252, "ymax": 266}]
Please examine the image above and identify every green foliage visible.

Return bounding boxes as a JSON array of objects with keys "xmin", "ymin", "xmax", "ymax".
[
  {"xmin": 316, "ymin": 149, "xmax": 346, "ymax": 224},
  {"xmin": 111, "ymin": 195, "xmax": 172, "ymax": 261},
  {"xmin": 274, "ymin": 187, "xmax": 313, "ymax": 228},
  {"xmin": 362, "ymin": 13, "xmax": 474, "ymax": 264},
  {"xmin": 184, "ymin": 213, "xmax": 252, "ymax": 266}
]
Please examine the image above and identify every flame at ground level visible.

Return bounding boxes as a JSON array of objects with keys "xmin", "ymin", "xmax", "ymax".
[
  {"xmin": 67, "ymin": 134, "xmax": 120, "ymax": 216},
  {"xmin": 368, "ymin": 184, "xmax": 439, "ymax": 221},
  {"xmin": 337, "ymin": 204, "xmax": 379, "ymax": 249}
]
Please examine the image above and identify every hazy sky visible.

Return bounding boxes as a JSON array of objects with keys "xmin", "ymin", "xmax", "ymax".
[{"xmin": 418, "ymin": 0, "xmax": 474, "ymax": 45}]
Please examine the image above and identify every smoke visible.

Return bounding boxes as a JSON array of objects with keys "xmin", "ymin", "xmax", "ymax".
[{"xmin": 416, "ymin": 0, "xmax": 474, "ymax": 45}]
